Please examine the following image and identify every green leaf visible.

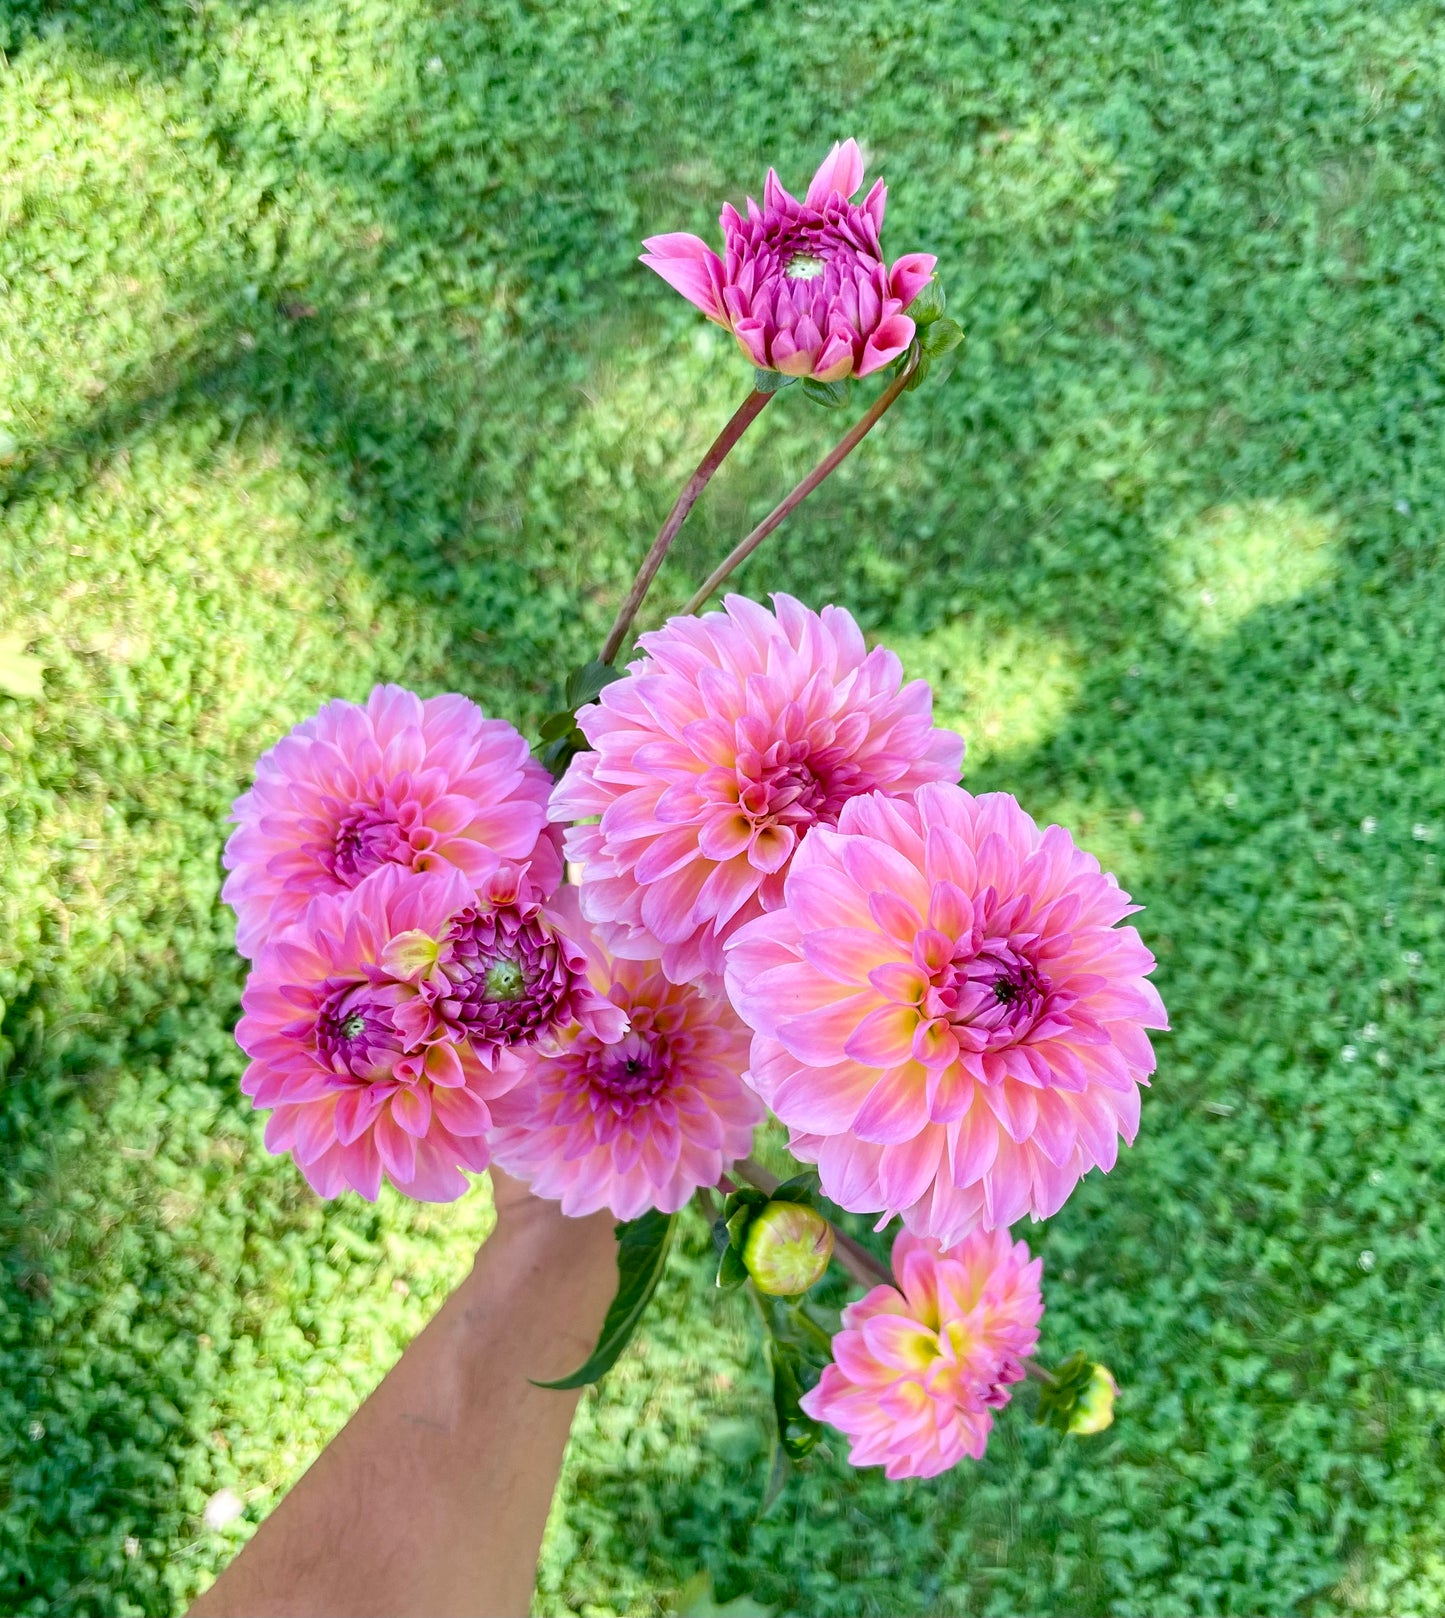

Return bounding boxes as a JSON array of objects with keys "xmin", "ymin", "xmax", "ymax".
[
  {"xmin": 564, "ymin": 658, "xmax": 624, "ymax": 709},
  {"xmin": 801, "ymin": 377, "xmax": 851, "ymax": 409},
  {"xmin": 0, "ymin": 635, "xmax": 44, "ymax": 699},
  {"xmin": 724, "ymin": 1203, "xmax": 755, "ymax": 1249},
  {"xmin": 721, "ymin": 1187, "xmax": 768, "ymax": 1224},
  {"xmin": 533, "ymin": 1209, "xmax": 676, "ymax": 1388},
  {"xmin": 920, "ymin": 317, "xmax": 965, "ymax": 358},
  {"xmin": 1034, "ymin": 1350, "xmax": 1097, "ymax": 1432},
  {"xmin": 539, "ymin": 730, "xmax": 586, "ymax": 780},
  {"xmin": 716, "ymin": 1244, "xmax": 749, "ymax": 1291},
  {"xmin": 904, "ymin": 352, "xmax": 932, "ymax": 391},
  {"xmin": 752, "ymin": 368, "xmax": 797, "ymax": 394},
  {"xmin": 766, "ymin": 1170, "xmax": 821, "ymax": 1207},
  {"xmin": 768, "ymin": 1339, "xmax": 823, "ymax": 1460},
  {"xmin": 537, "ymin": 708, "xmax": 579, "ymax": 742},
  {"xmin": 908, "ymin": 277, "xmax": 946, "ymax": 325}
]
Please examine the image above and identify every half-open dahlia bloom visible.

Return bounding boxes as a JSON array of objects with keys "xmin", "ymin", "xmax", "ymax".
[
  {"xmin": 725, "ymin": 785, "xmax": 1167, "ymax": 1242},
  {"xmin": 488, "ymin": 916, "xmax": 761, "ymax": 1219},
  {"xmin": 238, "ymin": 865, "xmax": 515, "ymax": 1202},
  {"xmin": 552, "ymin": 594, "xmax": 963, "ymax": 990},
  {"xmin": 415, "ymin": 872, "xmax": 627, "ymax": 1068},
  {"xmin": 223, "ymin": 684, "xmax": 562, "ymax": 957},
  {"xmin": 641, "ymin": 138, "xmax": 936, "ymax": 381},
  {"xmin": 237, "ymin": 867, "xmax": 623, "ymax": 1202},
  {"xmin": 800, "ymin": 1227, "xmax": 1042, "ymax": 1479}
]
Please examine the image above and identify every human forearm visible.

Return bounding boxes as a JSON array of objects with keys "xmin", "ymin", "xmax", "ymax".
[{"xmin": 191, "ymin": 1188, "xmax": 616, "ymax": 1618}]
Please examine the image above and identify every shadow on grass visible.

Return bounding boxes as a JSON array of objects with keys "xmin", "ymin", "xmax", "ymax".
[{"xmin": 4, "ymin": 0, "xmax": 1445, "ymax": 1611}]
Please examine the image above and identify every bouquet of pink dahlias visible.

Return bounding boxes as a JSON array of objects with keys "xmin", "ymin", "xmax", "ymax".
[{"xmin": 223, "ymin": 138, "xmax": 1164, "ymax": 1490}]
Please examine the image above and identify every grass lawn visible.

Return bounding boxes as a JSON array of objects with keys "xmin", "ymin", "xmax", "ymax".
[{"xmin": 4, "ymin": 0, "xmax": 1445, "ymax": 1612}]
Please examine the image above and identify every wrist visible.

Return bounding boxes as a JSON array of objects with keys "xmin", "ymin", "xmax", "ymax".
[{"xmin": 479, "ymin": 1174, "xmax": 615, "ymax": 1265}]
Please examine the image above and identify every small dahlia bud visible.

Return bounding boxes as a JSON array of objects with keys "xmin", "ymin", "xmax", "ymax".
[
  {"xmin": 1068, "ymin": 1364, "xmax": 1119, "ymax": 1435},
  {"xmin": 742, "ymin": 1201, "xmax": 834, "ymax": 1296}
]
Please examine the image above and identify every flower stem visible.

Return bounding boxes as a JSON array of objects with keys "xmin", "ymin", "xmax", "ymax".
[
  {"xmin": 1023, "ymin": 1358, "xmax": 1057, "ymax": 1386},
  {"xmin": 680, "ymin": 353, "xmax": 919, "ymax": 615},
  {"xmin": 731, "ymin": 1156, "xmax": 894, "ymax": 1291},
  {"xmin": 599, "ymin": 388, "xmax": 772, "ymax": 665}
]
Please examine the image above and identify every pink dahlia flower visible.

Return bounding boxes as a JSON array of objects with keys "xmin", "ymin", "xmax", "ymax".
[
  {"xmin": 237, "ymin": 866, "xmax": 624, "ymax": 1202},
  {"xmin": 488, "ymin": 916, "xmax": 761, "ymax": 1219},
  {"xmin": 416, "ymin": 872, "xmax": 627, "ymax": 1067},
  {"xmin": 800, "ymin": 1227, "xmax": 1042, "ymax": 1479},
  {"xmin": 237, "ymin": 865, "xmax": 516, "ymax": 1202},
  {"xmin": 551, "ymin": 594, "xmax": 963, "ymax": 990},
  {"xmin": 725, "ymin": 785, "xmax": 1168, "ymax": 1243},
  {"xmin": 641, "ymin": 138, "xmax": 937, "ymax": 380},
  {"xmin": 223, "ymin": 684, "xmax": 562, "ymax": 957}
]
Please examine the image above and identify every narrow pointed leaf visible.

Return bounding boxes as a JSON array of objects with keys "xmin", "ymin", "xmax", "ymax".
[{"xmin": 533, "ymin": 1209, "xmax": 675, "ymax": 1389}]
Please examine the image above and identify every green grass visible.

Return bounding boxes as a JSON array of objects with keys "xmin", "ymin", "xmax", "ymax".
[{"xmin": 3, "ymin": 0, "xmax": 1445, "ymax": 1611}]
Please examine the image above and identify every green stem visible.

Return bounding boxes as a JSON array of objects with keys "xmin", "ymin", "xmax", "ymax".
[
  {"xmin": 680, "ymin": 353, "xmax": 919, "ymax": 616},
  {"xmin": 600, "ymin": 387, "xmax": 772, "ymax": 664}
]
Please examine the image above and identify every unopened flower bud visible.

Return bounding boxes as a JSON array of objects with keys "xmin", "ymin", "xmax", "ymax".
[
  {"xmin": 742, "ymin": 1201, "xmax": 834, "ymax": 1296},
  {"xmin": 380, "ymin": 928, "xmax": 439, "ymax": 981},
  {"xmin": 1068, "ymin": 1364, "xmax": 1118, "ymax": 1435}
]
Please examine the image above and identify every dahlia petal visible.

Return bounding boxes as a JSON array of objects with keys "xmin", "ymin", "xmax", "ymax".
[
  {"xmin": 639, "ymin": 235, "xmax": 727, "ymax": 322},
  {"xmin": 802, "ymin": 926, "xmax": 901, "ymax": 986},
  {"xmin": 805, "ymin": 137, "xmax": 865, "ymax": 207},
  {"xmin": 852, "ymin": 1069, "xmax": 932, "ymax": 1144},
  {"xmin": 889, "ymin": 253, "xmax": 938, "ymax": 309},
  {"xmin": 845, "ymin": 1004, "xmax": 922, "ymax": 1068},
  {"xmin": 858, "ymin": 313, "xmax": 916, "ymax": 376},
  {"xmin": 391, "ymin": 1085, "xmax": 432, "ymax": 1138},
  {"xmin": 778, "ymin": 990, "xmax": 879, "ymax": 1066},
  {"xmin": 769, "ymin": 1059, "xmax": 878, "ymax": 1134},
  {"xmin": 876, "ymin": 1127, "xmax": 943, "ymax": 1205},
  {"xmin": 861, "ymin": 1313, "xmax": 938, "ymax": 1371}
]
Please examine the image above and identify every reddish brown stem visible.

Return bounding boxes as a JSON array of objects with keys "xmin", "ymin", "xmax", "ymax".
[
  {"xmin": 599, "ymin": 388, "xmax": 772, "ymax": 665},
  {"xmin": 680, "ymin": 355, "xmax": 918, "ymax": 615}
]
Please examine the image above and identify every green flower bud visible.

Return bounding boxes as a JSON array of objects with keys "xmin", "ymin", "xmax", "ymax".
[
  {"xmin": 1068, "ymin": 1364, "xmax": 1119, "ymax": 1435},
  {"xmin": 741, "ymin": 1201, "xmax": 834, "ymax": 1296}
]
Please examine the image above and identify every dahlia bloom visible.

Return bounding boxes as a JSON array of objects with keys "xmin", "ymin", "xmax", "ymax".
[
  {"xmin": 551, "ymin": 593, "xmax": 963, "ymax": 990},
  {"xmin": 237, "ymin": 866, "xmax": 623, "ymax": 1202},
  {"xmin": 641, "ymin": 138, "xmax": 936, "ymax": 380},
  {"xmin": 725, "ymin": 784, "xmax": 1167, "ymax": 1243},
  {"xmin": 238, "ymin": 865, "xmax": 512, "ymax": 1202},
  {"xmin": 800, "ymin": 1227, "xmax": 1042, "ymax": 1479},
  {"xmin": 417, "ymin": 871, "xmax": 627, "ymax": 1068},
  {"xmin": 223, "ymin": 684, "xmax": 561, "ymax": 957},
  {"xmin": 487, "ymin": 915, "xmax": 761, "ymax": 1219}
]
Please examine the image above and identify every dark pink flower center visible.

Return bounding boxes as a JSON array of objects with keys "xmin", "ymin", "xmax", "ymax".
[
  {"xmin": 925, "ymin": 939, "xmax": 1050, "ymax": 1048},
  {"xmin": 430, "ymin": 902, "xmax": 574, "ymax": 1050},
  {"xmin": 586, "ymin": 1032, "xmax": 668, "ymax": 1119},
  {"xmin": 316, "ymin": 982, "xmax": 403, "ymax": 1079},
  {"xmin": 735, "ymin": 738, "xmax": 873, "ymax": 832},
  {"xmin": 327, "ymin": 805, "xmax": 409, "ymax": 883}
]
